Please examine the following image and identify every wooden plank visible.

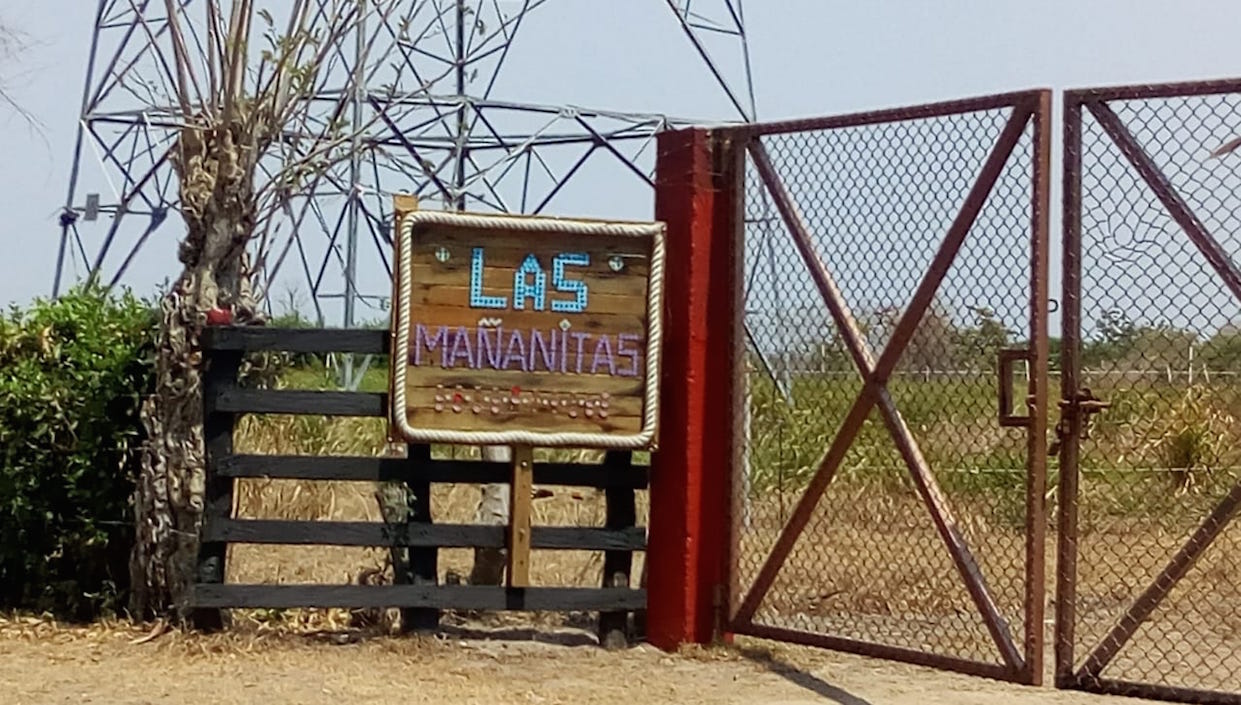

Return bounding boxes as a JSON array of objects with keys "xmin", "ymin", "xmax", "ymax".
[
  {"xmin": 404, "ymin": 321, "xmax": 647, "ymax": 361},
  {"xmin": 218, "ymin": 455, "xmax": 416, "ymax": 481},
  {"xmin": 410, "ymin": 308, "xmax": 646, "ymax": 335},
  {"xmin": 203, "ymin": 519, "xmax": 647, "ymax": 551},
  {"xmin": 411, "ymin": 227, "xmax": 652, "ymax": 257},
  {"xmin": 402, "ymin": 444, "xmax": 439, "ymax": 632},
  {"xmin": 406, "ymin": 369, "xmax": 644, "ymax": 396},
  {"xmin": 408, "ymin": 239, "xmax": 651, "ymax": 271},
  {"xmin": 203, "ymin": 327, "xmax": 388, "ymax": 354},
  {"xmin": 216, "ymin": 454, "xmax": 649, "ymax": 488},
  {"xmin": 599, "ymin": 452, "xmax": 637, "ymax": 648},
  {"xmin": 194, "ymin": 584, "xmax": 647, "ymax": 611},
  {"xmin": 403, "ymin": 411, "xmax": 642, "ymax": 435},
  {"xmin": 404, "ymin": 398, "xmax": 644, "ymax": 436},
  {"xmin": 508, "ymin": 446, "xmax": 534, "ymax": 588},
  {"xmin": 210, "ymin": 389, "xmax": 387, "ymax": 417},
  {"xmin": 412, "ymin": 284, "xmax": 648, "ymax": 316},
  {"xmin": 405, "ymin": 386, "xmax": 645, "ymax": 414},
  {"xmin": 191, "ymin": 350, "xmax": 242, "ymax": 632},
  {"xmin": 411, "ymin": 251, "xmax": 649, "ymax": 277},
  {"xmin": 411, "ymin": 260, "xmax": 650, "ymax": 297},
  {"xmin": 205, "ymin": 519, "xmax": 496, "ymax": 547},
  {"xmin": 532, "ymin": 527, "xmax": 645, "ymax": 550},
  {"xmin": 409, "ymin": 238, "xmax": 650, "ymax": 314}
]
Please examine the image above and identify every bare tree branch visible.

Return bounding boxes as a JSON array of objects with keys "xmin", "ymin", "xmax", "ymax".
[{"xmin": 0, "ymin": 16, "xmax": 42, "ymax": 131}]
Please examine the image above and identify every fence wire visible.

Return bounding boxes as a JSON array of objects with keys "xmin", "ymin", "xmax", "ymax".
[
  {"xmin": 730, "ymin": 95, "xmax": 1044, "ymax": 680},
  {"xmin": 1060, "ymin": 84, "xmax": 1241, "ymax": 703}
]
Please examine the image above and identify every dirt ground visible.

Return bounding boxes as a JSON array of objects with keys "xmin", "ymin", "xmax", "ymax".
[{"xmin": 0, "ymin": 616, "xmax": 1154, "ymax": 705}]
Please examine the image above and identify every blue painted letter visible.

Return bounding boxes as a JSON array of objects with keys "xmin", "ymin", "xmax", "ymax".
[
  {"xmin": 551, "ymin": 252, "xmax": 590, "ymax": 313},
  {"xmin": 469, "ymin": 247, "xmax": 507, "ymax": 309},
  {"xmin": 513, "ymin": 254, "xmax": 547, "ymax": 311}
]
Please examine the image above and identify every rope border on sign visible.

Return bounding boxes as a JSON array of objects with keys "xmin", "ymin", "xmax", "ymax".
[{"xmin": 391, "ymin": 210, "xmax": 666, "ymax": 449}]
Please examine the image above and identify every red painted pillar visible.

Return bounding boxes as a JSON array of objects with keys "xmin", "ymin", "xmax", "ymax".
[{"xmin": 646, "ymin": 127, "xmax": 741, "ymax": 650}]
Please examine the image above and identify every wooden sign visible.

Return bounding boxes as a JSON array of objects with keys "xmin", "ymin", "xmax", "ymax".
[{"xmin": 389, "ymin": 205, "xmax": 666, "ymax": 449}]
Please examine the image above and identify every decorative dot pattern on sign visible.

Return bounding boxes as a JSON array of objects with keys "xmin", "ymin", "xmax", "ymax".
[{"xmin": 428, "ymin": 384, "xmax": 614, "ymax": 417}]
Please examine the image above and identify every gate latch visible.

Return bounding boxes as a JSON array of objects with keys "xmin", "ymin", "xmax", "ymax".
[{"xmin": 1049, "ymin": 387, "xmax": 1110, "ymax": 455}]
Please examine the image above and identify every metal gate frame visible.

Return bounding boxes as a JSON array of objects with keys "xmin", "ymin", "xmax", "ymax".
[
  {"xmin": 1057, "ymin": 78, "xmax": 1241, "ymax": 705},
  {"xmin": 718, "ymin": 90, "xmax": 1052, "ymax": 685}
]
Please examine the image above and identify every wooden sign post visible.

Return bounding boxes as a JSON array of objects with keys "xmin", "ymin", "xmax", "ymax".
[
  {"xmin": 390, "ymin": 203, "xmax": 666, "ymax": 588},
  {"xmin": 508, "ymin": 445, "xmax": 534, "ymax": 587}
]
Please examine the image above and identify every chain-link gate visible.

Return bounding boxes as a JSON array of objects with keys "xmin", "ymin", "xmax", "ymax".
[
  {"xmin": 720, "ymin": 90, "xmax": 1051, "ymax": 684},
  {"xmin": 1057, "ymin": 79, "xmax": 1241, "ymax": 704}
]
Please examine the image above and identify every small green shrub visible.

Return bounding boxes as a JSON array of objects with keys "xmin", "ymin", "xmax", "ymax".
[{"xmin": 0, "ymin": 286, "xmax": 157, "ymax": 620}]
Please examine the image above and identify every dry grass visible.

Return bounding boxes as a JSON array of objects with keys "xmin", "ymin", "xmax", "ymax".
[
  {"xmin": 211, "ymin": 365, "xmax": 1241, "ymax": 692},
  {"xmin": 222, "ymin": 413, "xmax": 647, "ymax": 633},
  {"xmin": 732, "ymin": 477, "xmax": 1241, "ymax": 690},
  {"xmin": 223, "ymin": 408, "xmax": 1241, "ymax": 689}
]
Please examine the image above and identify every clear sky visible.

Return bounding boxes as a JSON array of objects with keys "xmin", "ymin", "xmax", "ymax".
[{"xmin": 1, "ymin": 1, "xmax": 1239, "ymax": 310}]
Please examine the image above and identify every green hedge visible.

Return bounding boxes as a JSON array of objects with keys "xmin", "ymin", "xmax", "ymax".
[{"xmin": 0, "ymin": 286, "xmax": 156, "ymax": 620}]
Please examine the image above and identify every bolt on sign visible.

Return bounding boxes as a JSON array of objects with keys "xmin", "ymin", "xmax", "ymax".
[{"xmin": 389, "ymin": 204, "xmax": 667, "ymax": 450}]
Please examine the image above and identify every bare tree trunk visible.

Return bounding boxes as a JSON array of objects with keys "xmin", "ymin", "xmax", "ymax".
[
  {"xmin": 469, "ymin": 446, "xmax": 511, "ymax": 585},
  {"xmin": 130, "ymin": 279, "xmax": 207, "ymax": 620},
  {"xmin": 130, "ymin": 123, "xmax": 259, "ymax": 620}
]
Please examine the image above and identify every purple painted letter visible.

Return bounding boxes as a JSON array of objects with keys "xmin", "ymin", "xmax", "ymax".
[
  {"xmin": 616, "ymin": 333, "xmax": 642, "ymax": 377},
  {"xmin": 412, "ymin": 324, "xmax": 448, "ymax": 367}
]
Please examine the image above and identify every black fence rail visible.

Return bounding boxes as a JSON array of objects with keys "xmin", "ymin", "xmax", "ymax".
[{"xmin": 193, "ymin": 326, "xmax": 647, "ymax": 644}]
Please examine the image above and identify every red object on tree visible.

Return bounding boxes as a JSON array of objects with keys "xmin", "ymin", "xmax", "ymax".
[{"xmin": 205, "ymin": 307, "xmax": 233, "ymax": 326}]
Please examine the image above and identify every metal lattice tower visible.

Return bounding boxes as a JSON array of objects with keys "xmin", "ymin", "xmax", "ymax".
[{"xmin": 54, "ymin": 0, "xmax": 756, "ymax": 328}]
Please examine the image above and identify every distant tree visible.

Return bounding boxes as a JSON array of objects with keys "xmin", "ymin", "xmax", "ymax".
[
  {"xmin": 1082, "ymin": 310, "xmax": 1197, "ymax": 372},
  {"xmin": 1082, "ymin": 310, "xmax": 1138, "ymax": 368},
  {"xmin": 904, "ymin": 300, "xmax": 958, "ymax": 372},
  {"xmin": 1199, "ymin": 323, "xmax": 1241, "ymax": 371},
  {"xmin": 954, "ymin": 306, "xmax": 1011, "ymax": 371}
]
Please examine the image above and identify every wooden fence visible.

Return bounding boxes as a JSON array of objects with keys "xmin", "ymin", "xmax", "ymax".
[{"xmin": 192, "ymin": 326, "xmax": 647, "ymax": 644}]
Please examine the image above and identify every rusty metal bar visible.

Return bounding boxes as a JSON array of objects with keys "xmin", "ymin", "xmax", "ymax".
[
  {"xmin": 747, "ymin": 139, "xmax": 877, "ymax": 374},
  {"xmin": 737, "ymin": 89, "xmax": 1044, "ymax": 138},
  {"xmin": 732, "ymin": 140, "xmax": 887, "ymax": 626},
  {"xmin": 873, "ymin": 387, "xmax": 1024, "ymax": 672},
  {"xmin": 722, "ymin": 134, "xmax": 748, "ymax": 625},
  {"xmin": 1054, "ymin": 91, "xmax": 1086, "ymax": 689},
  {"xmin": 1086, "ymin": 100, "xmax": 1241, "ymax": 306},
  {"xmin": 732, "ymin": 388, "xmax": 877, "ymax": 624},
  {"xmin": 738, "ymin": 622, "xmax": 1020, "ymax": 682},
  {"xmin": 1079, "ymin": 678, "xmax": 1241, "ymax": 705},
  {"xmin": 1067, "ymin": 76, "xmax": 1241, "ymax": 104},
  {"xmin": 1021, "ymin": 88, "xmax": 1052, "ymax": 688},
  {"xmin": 734, "ymin": 101, "xmax": 1034, "ymax": 667},
  {"xmin": 1076, "ymin": 481, "xmax": 1241, "ymax": 680},
  {"xmin": 868, "ymin": 101, "xmax": 1034, "ymax": 384},
  {"xmin": 998, "ymin": 349, "xmax": 1032, "ymax": 428},
  {"xmin": 859, "ymin": 102, "xmax": 1033, "ymax": 672}
]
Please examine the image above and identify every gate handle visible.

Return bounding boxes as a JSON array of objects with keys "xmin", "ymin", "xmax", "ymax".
[{"xmin": 998, "ymin": 348, "xmax": 1032, "ymax": 428}]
